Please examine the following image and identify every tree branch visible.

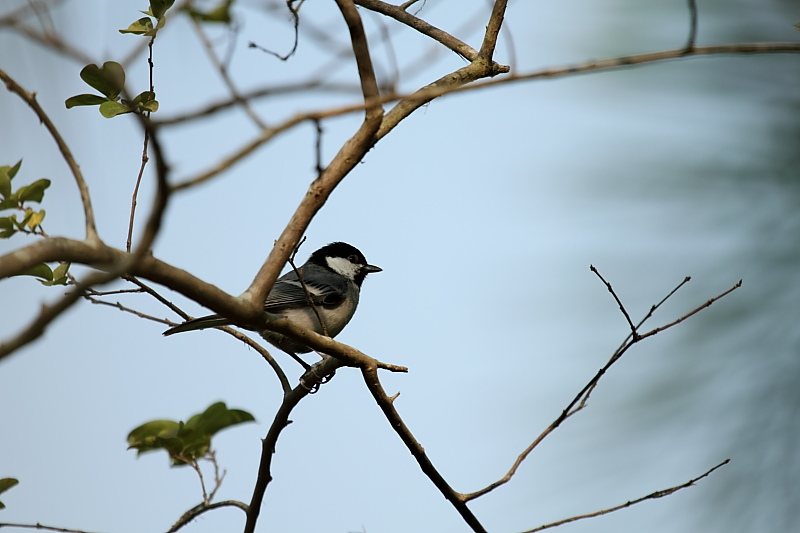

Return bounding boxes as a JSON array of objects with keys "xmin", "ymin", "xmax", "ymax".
[
  {"xmin": 522, "ymin": 459, "xmax": 730, "ymax": 533},
  {"xmin": 360, "ymin": 364, "xmax": 486, "ymax": 533}
]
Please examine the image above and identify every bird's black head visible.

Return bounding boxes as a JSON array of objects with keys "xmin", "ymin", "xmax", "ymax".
[{"xmin": 308, "ymin": 242, "xmax": 382, "ymax": 286}]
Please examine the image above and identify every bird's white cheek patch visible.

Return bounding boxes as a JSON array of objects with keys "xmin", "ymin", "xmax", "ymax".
[{"xmin": 325, "ymin": 256, "xmax": 360, "ymax": 280}]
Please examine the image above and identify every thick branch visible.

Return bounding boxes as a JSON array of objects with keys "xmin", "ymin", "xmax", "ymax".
[{"xmin": 241, "ymin": 0, "xmax": 384, "ymax": 319}]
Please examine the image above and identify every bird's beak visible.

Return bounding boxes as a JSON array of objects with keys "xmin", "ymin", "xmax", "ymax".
[{"xmin": 363, "ymin": 264, "xmax": 382, "ymax": 273}]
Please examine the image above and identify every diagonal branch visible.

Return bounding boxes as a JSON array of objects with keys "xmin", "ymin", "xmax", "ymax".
[
  {"xmin": 361, "ymin": 364, "xmax": 487, "ymax": 533},
  {"xmin": 461, "ymin": 277, "xmax": 742, "ymax": 502},
  {"xmin": 522, "ymin": 459, "xmax": 730, "ymax": 533},
  {"xmin": 241, "ymin": 0, "xmax": 384, "ymax": 321},
  {"xmin": 477, "ymin": 0, "xmax": 508, "ymax": 63},
  {"xmin": 354, "ymin": 0, "xmax": 478, "ymax": 60},
  {"xmin": 0, "ymin": 69, "xmax": 99, "ymax": 243}
]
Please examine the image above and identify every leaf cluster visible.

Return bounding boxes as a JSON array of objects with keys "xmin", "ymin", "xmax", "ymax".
[
  {"xmin": 64, "ymin": 62, "xmax": 158, "ymax": 118},
  {"xmin": 127, "ymin": 402, "xmax": 255, "ymax": 467},
  {"xmin": 0, "ymin": 160, "xmax": 49, "ymax": 237}
]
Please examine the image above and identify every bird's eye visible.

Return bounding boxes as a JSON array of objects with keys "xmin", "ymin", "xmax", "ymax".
[{"xmin": 348, "ymin": 254, "xmax": 359, "ymax": 263}]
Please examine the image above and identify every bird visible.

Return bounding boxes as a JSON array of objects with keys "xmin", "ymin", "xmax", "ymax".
[{"xmin": 163, "ymin": 242, "xmax": 381, "ymax": 367}]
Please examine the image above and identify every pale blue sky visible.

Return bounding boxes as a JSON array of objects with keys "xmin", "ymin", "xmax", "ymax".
[{"xmin": 1, "ymin": 1, "xmax": 799, "ymax": 532}]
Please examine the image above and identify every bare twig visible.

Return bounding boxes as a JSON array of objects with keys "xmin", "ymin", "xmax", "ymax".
[
  {"xmin": 686, "ymin": 0, "xmax": 698, "ymax": 51},
  {"xmin": 85, "ymin": 296, "xmax": 171, "ymax": 324},
  {"xmin": 591, "ymin": 265, "xmax": 638, "ymax": 338},
  {"xmin": 190, "ymin": 16, "xmax": 268, "ymax": 130},
  {"xmin": 462, "ymin": 278, "xmax": 741, "ymax": 502},
  {"xmin": 166, "ymin": 500, "xmax": 248, "ymax": 533},
  {"xmin": 522, "ymin": 459, "xmax": 730, "ymax": 533},
  {"xmin": 361, "ymin": 363, "xmax": 487, "ymax": 533},
  {"xmin": 0, "ymin": 69, "xmax": 99, "ymax": 243},
  {"xmin": 248, "ymin": 0, "xmax": 301, "ymax": 61},
  {"xmin": 0, "ymin": 523, "xmax": 105, "ymax": 533}
]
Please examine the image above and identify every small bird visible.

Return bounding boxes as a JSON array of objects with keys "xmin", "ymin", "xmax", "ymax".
[{"xmin": 163, "ymin": 242, "xmax": 381, "ymax": 366}]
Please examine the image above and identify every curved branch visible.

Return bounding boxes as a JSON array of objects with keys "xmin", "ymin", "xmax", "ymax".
[
  {"xmin": 354, "ymin": 0, "xmax": 478, "ymax": 60},
  {"xmin": 167, "ymin": 499, "xmax": 248, "ymax": 533},
  {"xmin": 522, "ymin": 460, "xmax": 729, "ymax": 533},
  {"xmin": 0, "ymin": 69, "xmax": 99, "ymax": 243}
]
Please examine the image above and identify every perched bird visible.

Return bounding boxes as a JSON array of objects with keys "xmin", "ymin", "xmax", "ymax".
[{"xmin": 163, "ymin": 242, "xmax": 381, "ymax": 366}]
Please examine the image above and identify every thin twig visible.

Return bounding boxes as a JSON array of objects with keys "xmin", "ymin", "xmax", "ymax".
[
  {"xmin": 166, "ymin": 500, "xmax": 248, "ymax": 533},
  {"xmin": 0, "ymin": 523, "xmax": 105, "ymax": 533},
  {"xmin": 248, "ymin": 0, "xmax": 301, "ymax": 61},
  {"xmin": 190, "ymin": 16, "xmax": 267, "ymax": 130},
  {"xmin": 85, "ymin": 296, "xmax": 172, "ymax": 324},
  {"xmin": 686, "ymin": 0, "xmax": 698, "ymax": 51},
  {"xmin": 523, "ymin": 459, "xmax": 730, "ymax": 532},
  {"xmin": 591, "ymin": 265, "xmax": 638, "ymax": 339},
  {"xmin": 462, "ymin": 278, "xmax": 741, "ymax": 502},
  {"xmin": 126, "ymin": 37, "xmax": 157, "ymax": 252}
]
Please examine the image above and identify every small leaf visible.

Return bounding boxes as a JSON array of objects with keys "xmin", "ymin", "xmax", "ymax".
[
  {"xmin": 185, "ymin": 402, "xmax": 255, "ymax": 437},
  {"xmin": 79, "ymin": 62, "xmax": 126, "ymax": 99},
  {"xmin": 150, "ymin": 0, "xmax": 176, "ymax": 20},
  {"xmin": 16, "ymin": 179, "xmax": 51, "ymax": 203},
  {"xmin": 52, "ymin": 262, "xmax": 70, "ymax": 279},
  {"xmin": 0, "ymin": 171, "xmax": 10, "ymax": 199},
  {"xmin": 18, "ymin": 263, "xmax": 53, "ymax": 281},
  {"xmin": 26, "ymin": 209, "xmax": 45, "ymax": 230},
  {"xmin": 99, "ymin": 100, "xmax": 132, "ymax": 118},
  {"xmin": 0, "ymin": 477, "xmax": 19, "ymax": 508},
  {"xmin": 65, "ymin": 94, "xmax": 110, "ymax": 109},
  {"xmin": 141, "ymin": 100, "xmax": 159, "ymax": 113},
  {"xmin": 186, "ymin": 0, "xmax": 232, "ymax": 23},
  {"xmin": 119, "ymin": 17, "xmax": 155, "ymax": 35},
  {"xmin": 127, "ymin": 419, "xmax": 181, "ymax": 454},
  {"xmin": 7, "ymin": 160, "xmax": 22, "ymax": 181},
  {"xmin": 0, "ymin": 197, "xmax": 18, "ymax": 211}
]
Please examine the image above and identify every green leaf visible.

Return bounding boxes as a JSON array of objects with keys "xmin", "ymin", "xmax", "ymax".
[
  {"xmin": 0, "ymin": 171, "xmax": 10, "ymax": 199},
  {"xmin": 184, "ymin": 401, "xmax": 255, "ymax": 437},
  {"xmin": 0, "ymin": 197, "xmax": 18, "ymax": 211},
  {"xmin": 186, "ymin": 0, "xmax": 233, "ymax": 23},
  {"xmin": 16, "ymin": 179, "xmax": 51, "ymax": 203},
  {"xmin": 0, "ymin": 161, "xmax": 22, "ymax": 197},
  {"xmin": 127, "ymin": 419, "xmax": 181, "ymax": 455},
  {"xmin": 18, "ymin": 263, "xmax": 53, "ymax": 281},
  {"xmin": 79, "ymin": 62, "xmax": 126, "ymax": 99},
  {"xmin": 7, "ymin": 160, "xmax": 22, "ymax": 181},
  {"xmin": 0, "ymin": 216, "xmax": 16, "ymax": 238},
  {"xmin": 41, "ymin": 261, "xmax": 69, "ymax": 286},
  {"xmin": 130, "ymin": 91, "xmax": 159, "ymax": 113},
  {"xmin": 119, "ymin": 17, "xmax": 155, "ymax": 35},
  {"xmin": 26, "ymin": 209, "xmax": 45, "ymax": 230},
  {"xmin": 0, "ymin": 478, "xmax": 19, "ymax": 495},
  {"xmin": 99, "ymin": 100, "xmax": 132, "ymax": 118},
  {"xmin": 150, "ymin": 0, "xmax": 176, "ymax": 20},
  {"xmin": 65, "ymin": 94, "xmax": 110, "ymax": 109},
  {"xmin": 0, "ymin": 477, "xmax": 19, "ymax": 509}
]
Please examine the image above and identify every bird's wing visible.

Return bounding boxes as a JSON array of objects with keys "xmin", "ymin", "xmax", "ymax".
[{"xmin": 263, "ymin": 268, "xmax": 347, "ymax": 311}]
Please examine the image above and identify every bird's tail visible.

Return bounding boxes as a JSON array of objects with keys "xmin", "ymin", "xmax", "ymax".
[{"xmin": 163, "ymin": 315, "xmax": 231, "ymax": 336}]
